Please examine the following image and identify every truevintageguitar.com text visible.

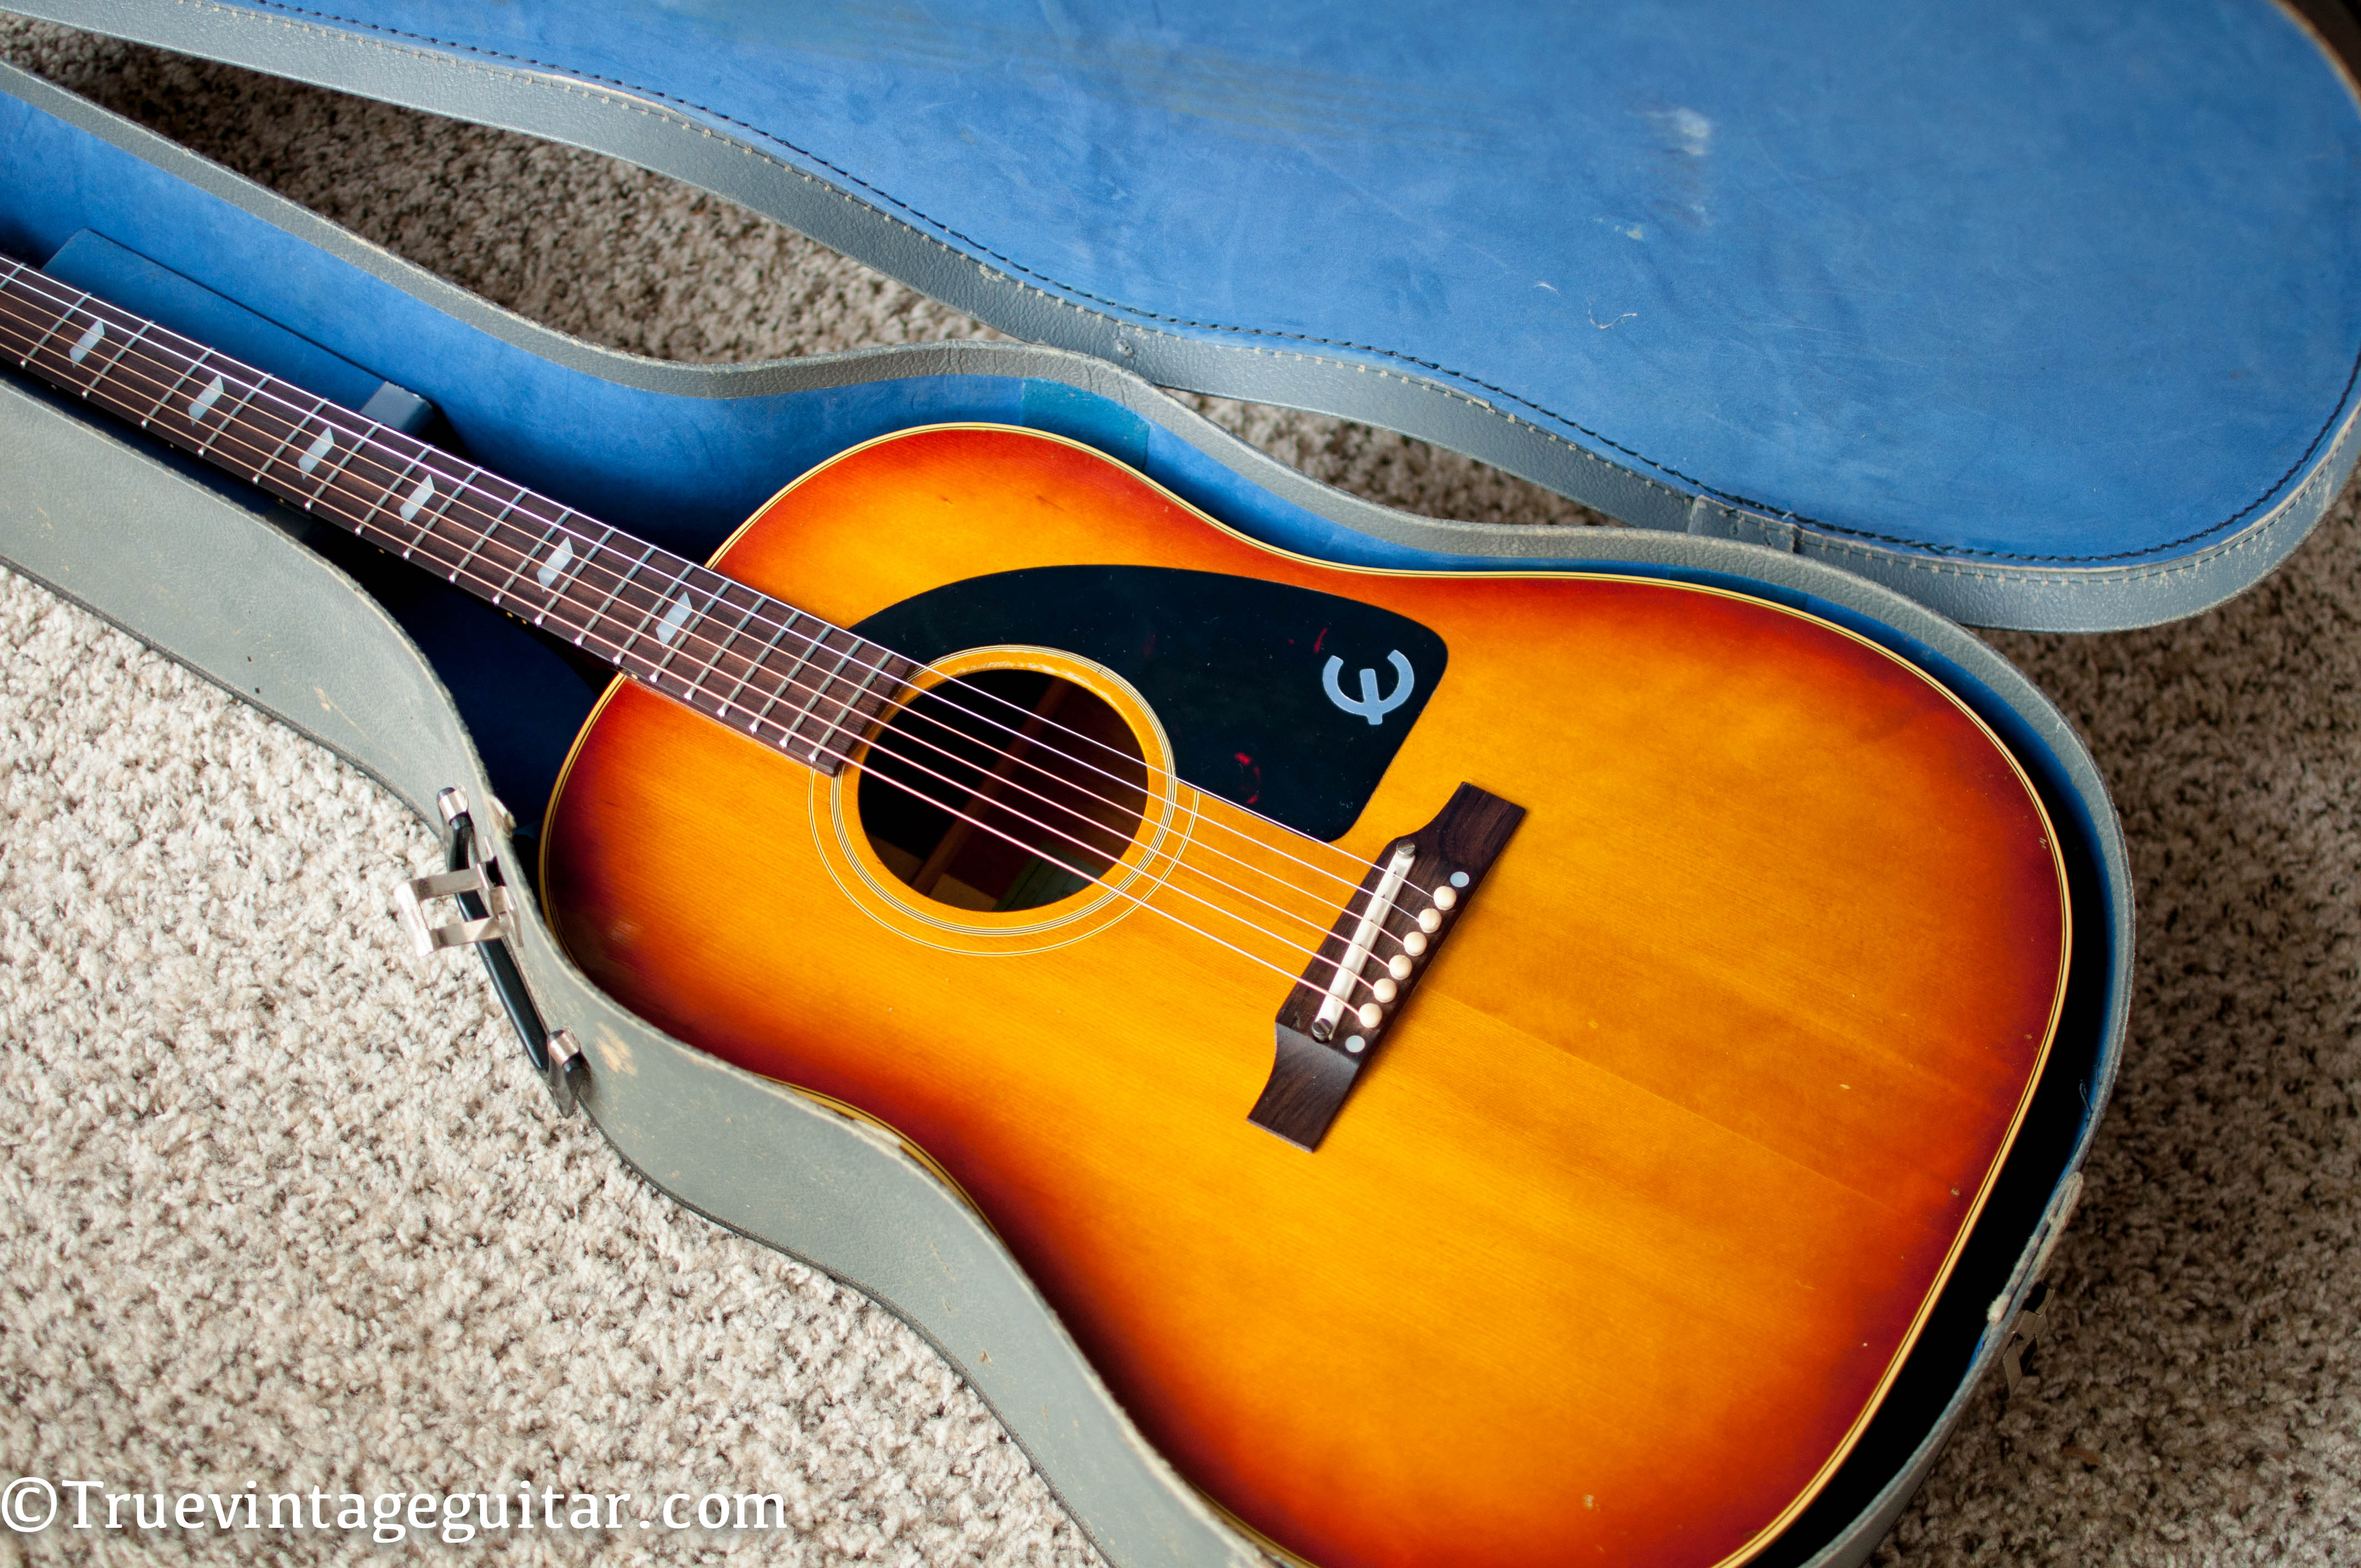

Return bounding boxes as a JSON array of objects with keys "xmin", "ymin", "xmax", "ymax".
[{"xmin": 3, "ymin": 1476, "xmax": 793, "ymax": 1543}]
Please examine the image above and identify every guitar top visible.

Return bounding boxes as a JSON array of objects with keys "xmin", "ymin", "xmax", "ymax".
[
  {"xmin": 548, "ymin": 431, "xmax": 2069, "ymax": 1568},
  {"xmin": 2, "ymin": 258, "xmax": 2069, "ymax": 1568}
]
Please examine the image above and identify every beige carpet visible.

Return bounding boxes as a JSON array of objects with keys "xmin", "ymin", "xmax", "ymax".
[{"xmin": 1, "ymin": 19, "xmax": 2356, "ymax": 1566}]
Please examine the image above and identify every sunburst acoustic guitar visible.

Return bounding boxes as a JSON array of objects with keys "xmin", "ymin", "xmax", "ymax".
[{"xmin": 2, "ymin": 255, "xmax": 2070, "ymax": 1568}]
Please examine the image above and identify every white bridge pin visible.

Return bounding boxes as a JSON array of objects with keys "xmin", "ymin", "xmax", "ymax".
[
  {"xmin": 1372, "ymin": 977, "xmax": 1399, "ymax": 1004},
  {"xmin": 1356, "ymin": 1001, "xmax": 1384, "ymax": 1031},
  {"xmin": 1417, "ymin": 907, "xmax": 1443, "ymax": 934},
  {"xmin": 1433, "ymin": 885, "xmax": 1459, "ymax": 911},
  {"xmin": 1387, "ymin": 954, "xmax": 1413, "ymax": 981}
]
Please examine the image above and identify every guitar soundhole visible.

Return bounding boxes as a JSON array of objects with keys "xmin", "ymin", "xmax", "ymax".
[{"xmin": 856, "ymin": 670, "xmax": 1150, "ymax": 913}]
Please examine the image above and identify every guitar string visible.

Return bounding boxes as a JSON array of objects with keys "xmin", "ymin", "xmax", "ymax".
[
  {"xmin": 4, "ymin": 324, "xmax": 1376, "ymax": 1009},
  {"xmin": 0, "ymin": 269, "xmax": 1434, "ymax": 943},
  {"xmin": 0, "ymin": 273, "xmax": 1439, "ymax": 952},
  {"xmin": 0, "ymin": 286, "xmax": 1409, "ymax": 1006},
  {"xmin": 0, "ymin": 260, "xmax": 1440, "ymax": 940}
]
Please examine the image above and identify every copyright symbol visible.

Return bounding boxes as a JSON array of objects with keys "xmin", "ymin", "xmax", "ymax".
[{"xmin": 2, "ymin": 1477, "xmax": 56, "ymax": 1532}]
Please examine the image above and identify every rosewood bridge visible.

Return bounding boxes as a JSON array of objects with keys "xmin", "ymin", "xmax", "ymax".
[{"xmin": 1249, "ymin": 783, "xmax": 1524, "ymax": 1149}]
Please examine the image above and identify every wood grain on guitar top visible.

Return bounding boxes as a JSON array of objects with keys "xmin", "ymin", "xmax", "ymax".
[{"xmin": 541, "ymin": 427, "xmax": 2070, "ymax": 1568}]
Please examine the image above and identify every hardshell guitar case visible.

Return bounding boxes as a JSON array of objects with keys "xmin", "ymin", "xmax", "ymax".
[{"xmin": 2, "ymin": 2, "xmax": 2357, "ymax": 1562}]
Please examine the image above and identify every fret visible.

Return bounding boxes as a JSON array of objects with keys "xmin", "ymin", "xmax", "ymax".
[
  {"xmin": 0, "ymin": 273, "xmax": 53, "ymax": 364},
  {"xmin": 0, "ymin": 255, "xmax": 35, "ymax": 328},
  {"xmin": 484, "ymin": 513, "xmax": 539, "ymax": 608},
  {"xmin": 494, "ymin": 496, "xmax": 577, "ymax": 611},
  {"xmin": 689, "ymin": 578, "xmax": 779, "ymax": 717},
  {"xmin": 192, "ymin": 368, "xmax": 262, "ymax": 464},
  {"xmin": 445, "ymin": 477, "xmax": 520, "ymax": 590},
  {"xmin": 712, "ymin": 600, "xmax": 798, "ymax": 722},
  {"xmin": 820, "ymin": 636, "xmax": 883, "ymax": 730},
  {"xmin": 297, "ymin": 410, "xmax": 370, "ymax": 512},
  {"xmin": 643, "ymin": 563, "xmax": 730, "ymax": 689},
  {"xmin": 820, "ymin": 647, "xmax": 913, "ymax": 760},
  {"xmin": 750, "ymin": 614, "xmax": 824, "ymax": 736},
  {"xmin": 26, "ymin": 306, "xmax": 106, "ymax": 395},
  {"xmin": 255, "ymin": 385, "xmax": 329, "ymax": 484},
  {"xmin": 5, "ymin": 260, "xmax": 890, "ymax": 783},
  {"xmin": 407, "ymin": 484, "xmax": 471, "ymax": 575},
  {"xmin": 639, "ymin": 566, "xmax": 704, "ymax": 672},
  {"xmin": 347, "ymin": 449, "xmax": 429, "ymax": 552},
  {"xmin": 14, "ymin": 294, "xmax": 130, "ymax": 407},
  {"xmin": 140, "ymin": 345, "xmax": 234, "ymax": 453},
  {"xmin": 647, "ymin": 587, "xmax": 701, "ymax": 676},
  {"xmin": 530, "ymin": 534, "xmax": 584, "ymax": 627},
  {"xmin": 400, "ymin": 472, "xmax": 451, "ymax": 553},
  {"xmin": 295, "ymin": 422, "xmax": 338, "ymax": 480},
  {"xmin": 781, "ymin": 635, "xmax": 862, "ymax": 763},
  {"xmin": 807, "ymin": 636, "xmax": 905, "ymax": 772},
  {"xmin": 372, "ymin": 458, "xmax": 428, "ymax": 553},
  {"xmin": 842, "ymin": 656, "xmax": 917, "ymax": 763},
  {"xmin": 64, "ymin": 316, "xmax": 106, "ymax": 368},
  {"xmin": 183, "ymin": 364, "xmax": 233, "ymax": 437},
  {"xmin": 537, "ymin": 522, "xmax": 632, "ymax": 651},
  {"xmin": 580, "ymin": 536, "xmax": 659, "ymax": 645},
  {"xmin": 622, "ymin": 563, "xmax": 697, "ymax": 663},
  {"xmin": 0, "ymin": 268, "xmax": 60, "ymax": 361},
  {"xmin": 138, "ymin": 349, "xmax": 203, "ymax": 427},
  {"xmin": 318, "ymin": 440, "xmax": 405, "ymax": 544},
  {"xmin": 18, "ymin": 283, "xmax": 79, "ymax": 362},
  {"xmin": 820, "ymin": 646, "xmax": 883, "ymax": 728},
  {"xmin": 533, "ymin": 524, "xmax": 605, "ymax": 632},
  {"xmin": 391, "ymin": 451, "xmax": 475, "ymax": 567},
  {"xmin": 854, "ymin": 653, "xmax": 917, "ymax": 733},
  {"xmin": 0, "ymin": 277, "xmax": 159, "ymax": 431},
  {"xmin": 818, "ymin": 659, "xmax": 890, "ymax": 755},
  {"xmin": 224, "ymin": 391, "xmax": 308, "ymax": 491},
  {"xmin": 57, "ymin": 315, "xmax": 110, "ymax": 386},
  {"xmin": 62, "ymin": 313, "xmax": 140, "ymax": 402},
  {"xmin": 87, "ymin": 319, "xmax": 157, "ymax": 409}
]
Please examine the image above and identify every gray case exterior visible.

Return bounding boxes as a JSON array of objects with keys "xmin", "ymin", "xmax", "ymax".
[{"xmin": 0, "ymin": 58, "xmax": 2130, "ymax": 1568}]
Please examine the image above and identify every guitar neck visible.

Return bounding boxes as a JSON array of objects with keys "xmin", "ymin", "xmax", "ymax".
[{"xmin": 0, "ymin": 256, "xmax": 914, "ymax": 777}]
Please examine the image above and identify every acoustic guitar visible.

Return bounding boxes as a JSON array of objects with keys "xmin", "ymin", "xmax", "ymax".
[{"xmin": 2, "ymin": 256, "xmax": 2069, "ymax": 1568}]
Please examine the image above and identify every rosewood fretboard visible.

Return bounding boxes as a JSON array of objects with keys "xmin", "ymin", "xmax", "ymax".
[{"xmin": 0, "ymin": 256, "xmax": 915, "ymax": 776}]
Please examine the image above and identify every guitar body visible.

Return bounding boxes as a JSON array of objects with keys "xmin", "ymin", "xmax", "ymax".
[{"xmin": 542, "ymin": 427, "xmax": 2068, "ymax": 1568}]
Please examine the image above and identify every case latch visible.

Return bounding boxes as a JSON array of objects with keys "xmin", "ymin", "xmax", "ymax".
[
  {"xmin": 1999, "ymin": 1278, "xmax": 2057, "ymax": 1395},
  {"xmin": 395, "ymin": 787, "xmax": 519, "ymax": 953},
  {"xmin": 1989, "ymin": 1170, "xmax": 2085, "ymax": 1397},
  {"xmin": 394, "ymin": 861, "xmax": 516, "ymax": 954},
  {"xmin": 393, "ymin": 787, "xmax": 586, "ymax": 1116}
]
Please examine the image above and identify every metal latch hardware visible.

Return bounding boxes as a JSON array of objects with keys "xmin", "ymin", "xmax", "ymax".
[
  {"xmin": 1999, "ymin": 1278, "xmax": 2055, "ymax": 1395},
  {"xmin": 542, "ymin": 1028, "xmax": 589, "ymax": 1116},
  {"xmin": 390, "ymin": 787, "xmax": 586, "ymax": 1117},
  {"xmin": 394, "ymin": 785, "xmax": 518, "ymax": 955},
  {"xmin": 394, "ymin": 862, "xmax": 516, "ymax": 955},
  {"xmin": 1989, "ymin": 1170, "xmax": 2085, "ymax": 1398}
]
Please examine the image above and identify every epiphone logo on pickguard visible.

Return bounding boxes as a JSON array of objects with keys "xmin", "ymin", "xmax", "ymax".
[
  {"xmin": 851, "ymin": 565, "xmax": 1448, "ymax": 842},
  {"xmin": 1320, "ymin": 651, "xmax": 1415, "ymax": 726}
]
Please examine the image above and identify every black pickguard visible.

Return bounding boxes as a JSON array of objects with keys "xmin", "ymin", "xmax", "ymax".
[{"xmin": 851, "ymin": 566, "xmax": 1447, "ymax": 842}]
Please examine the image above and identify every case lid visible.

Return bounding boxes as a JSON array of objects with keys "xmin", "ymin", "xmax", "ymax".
[{"xmin": 23, "ymin": 0, "xmax": 2361, "ymax": 629}]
